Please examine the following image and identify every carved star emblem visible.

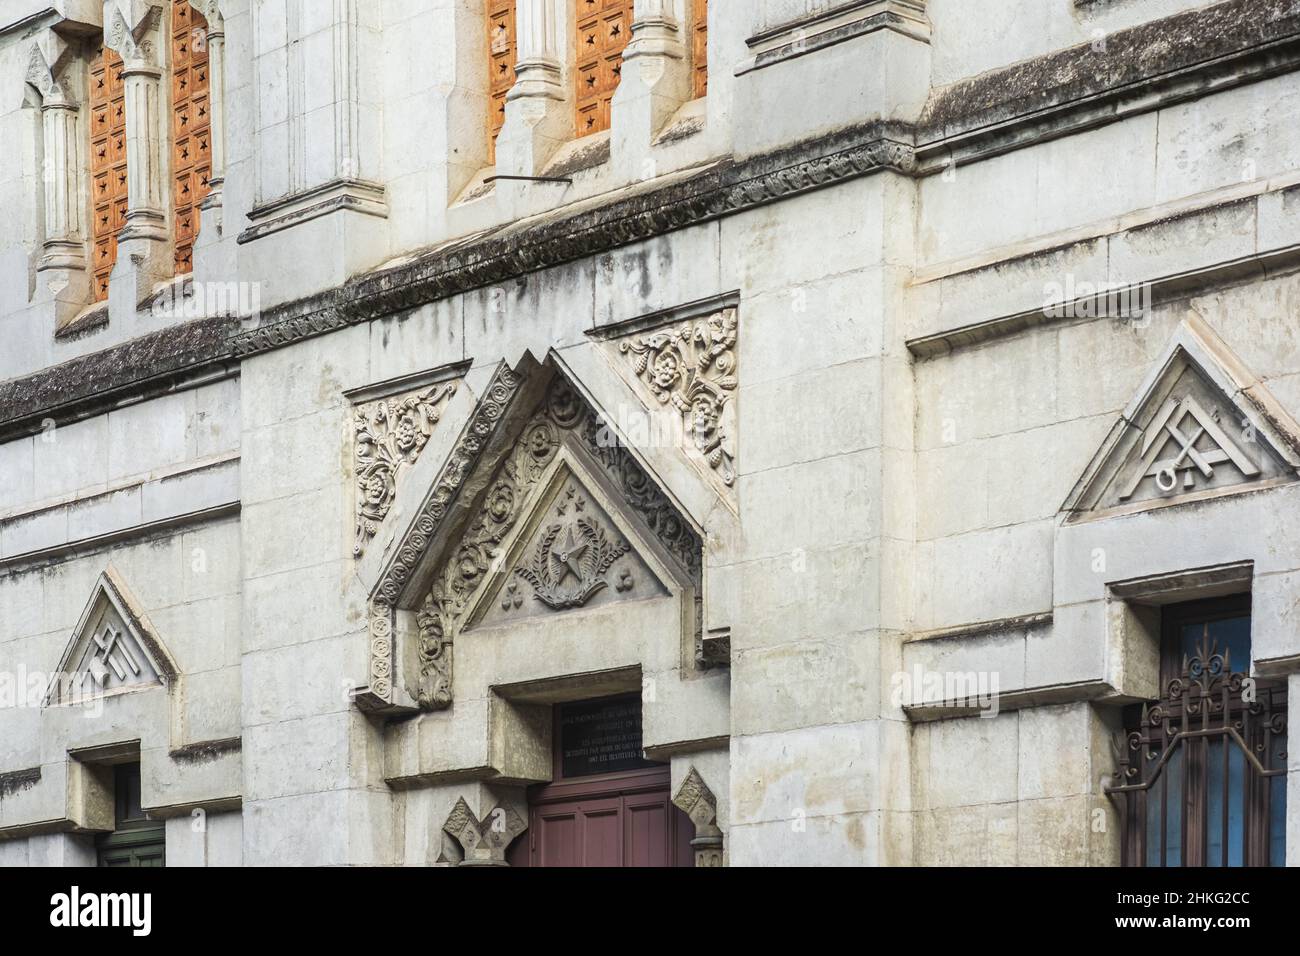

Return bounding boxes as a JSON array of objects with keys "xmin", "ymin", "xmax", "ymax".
[{"xmin": 550, "ymin": 527, "xmax": 588, "ymax": 583}]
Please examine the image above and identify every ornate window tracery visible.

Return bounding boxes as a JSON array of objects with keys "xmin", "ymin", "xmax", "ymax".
[
  {"xmin": 89, "ymin": 45, "xmax": 127, "ymax": 302},
  {"xmin": 575, "ymin": 0, "xmax": 632, "ymax": 136}
]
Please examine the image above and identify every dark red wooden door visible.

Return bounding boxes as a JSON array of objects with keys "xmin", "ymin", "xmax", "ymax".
[{"xmin": 510, "ymin": 766, "xmax": 694, "ymax": 867}]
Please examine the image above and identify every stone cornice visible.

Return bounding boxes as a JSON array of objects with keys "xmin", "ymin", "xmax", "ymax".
[
  {"xmin": 6, "ymin": 0, "xmax": 1300, "ymax": 419},
  {"xmin": 0, "ymin": 316, "xmax": 238, "ymax": 439},
  {"xmin": 230, "ymin": 123, "xmax": 917, "ymax": 358},
  {"xmin": 918, "ymin": 0, "xmax": 1300, "ymax": 163}
]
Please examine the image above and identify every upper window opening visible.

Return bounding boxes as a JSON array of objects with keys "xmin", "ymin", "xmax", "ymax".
[
  {"xmin": 89, "ymin": 45, "xmax": 126, "ymax": 302},
  {"xmin": 575, "ymin": 0, "xmax": 632, "ymax": 136}
]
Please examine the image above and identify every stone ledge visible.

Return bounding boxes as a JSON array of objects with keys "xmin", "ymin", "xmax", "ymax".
[
  {"xmin": 920, "ymin": 0, "xmax": 1300, "ymax": 147},
  {"xmin": 0, "ymin": 316, "xmax": 238, "ymax": 439}
]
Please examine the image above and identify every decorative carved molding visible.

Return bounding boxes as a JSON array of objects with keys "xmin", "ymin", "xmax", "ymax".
[
  {"xmin": 228, "ymin": 122, "xmax": 916, "ymax": 357},
  {"xmin": 515, "ymin": 488, "xmax": 631, "ymax": 610},
  {"xmin": 414, "ymin": 397, "xmax": 560, "ymax": 708},
  {"xmin": 353, "ymin": 381, "xmax": 459, "ymax": 556},
  {"xmin": 441, "ymin": 797, "xmax": 527, "ymax": 866},
  {"xmin": 361, "ymin": 367, "xmax": 708, "ymax": 713},
  {"xmin": 44, "ymin": 566, "xmax": 179, "ymax": 706},
  {"xmin": 361, "ymin": 363, "xmax": 527, "ymax": 710},
  {"xmin": 104, "ymin": 2, "xmax": 164, "ymax": 67},
  {"xmin": 617, "ymin": 307, "xmax": 738, "ymax": 486},
  {"xmin": 1063, "ymin": 318, "xmax": 1300, "ymax": 520},
  {"xmin": 672, "ymin": 765, "xmax": 724, "ymax": 867}
]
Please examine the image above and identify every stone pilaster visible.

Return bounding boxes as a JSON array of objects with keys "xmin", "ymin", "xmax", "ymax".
[
  {"xmin": 104, "ymin": 1, "xmax": 171, "ymax": 301},
  {"xmin": 611, "ymin": 0, "xmax": 691, "ymax": 177},
  {"xmin": 496, "ymin": 0, "xmax": 571, "ymax": 178},
  {"xmin": 25, "ymin": 35, "xmax": 90, "ymax": 327}
]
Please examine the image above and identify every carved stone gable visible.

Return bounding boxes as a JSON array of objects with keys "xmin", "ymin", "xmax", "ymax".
[
  {"xmin": 44, "ymin": 567, "xmax": 177, "ymax": 706},
  {"xmin": 378, "ymin": 369, "xmax": 705, "ymax": 713},
  {"xmin": 1064, "ymin": 318, "xmax": 1300, "ymax": 520}
]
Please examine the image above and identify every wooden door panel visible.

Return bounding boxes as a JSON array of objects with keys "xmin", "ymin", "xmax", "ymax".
[
  {"xmin": 535, "ymin": 807, "xmax": 579, "ymax": 868},
  {"xmin": 624, "ymin": 792, "xmax": 670, "ymax": 867},
  {"xmin": 579, "ymin": 798, "xmax": 623, "ymax": 867}
]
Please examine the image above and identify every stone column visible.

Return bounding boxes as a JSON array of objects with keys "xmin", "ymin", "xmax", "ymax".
[
  {"xmin": 104, "ymin": 1, "xmax": 170, "ymax": 297},
  {"xmin": 25, "ymin": 35, "xmax": 90, "ymax": 326},
  {"xmin": 496, "ymin": 0, "xmax": 570, "ymax": 178},
  {"xmin": 612, "ymin": 0, "xmax": 690, "ymax": 178}
]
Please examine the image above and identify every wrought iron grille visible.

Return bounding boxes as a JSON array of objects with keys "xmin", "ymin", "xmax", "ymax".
[{"xmin": 1106, "ymin": 632, "xmax": 1288, "ymax": 867}]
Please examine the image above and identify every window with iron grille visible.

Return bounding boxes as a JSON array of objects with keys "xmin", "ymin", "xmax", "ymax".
[
  {"xmin": 88, "ymin": 45, "xmax": 126, "ymax": 302},
  {"xmin": 575, "ymin": 0, "xmax": 632, "ymax": 136},
  {"xmin": 1107, "ymin": 596, "xmax": 1288, "ymax": 867}
]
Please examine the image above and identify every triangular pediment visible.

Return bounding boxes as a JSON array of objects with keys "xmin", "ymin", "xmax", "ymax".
[
  {"xmin": 469, "ymin": 458, "xmax": 672, "ymax": 630},
  {"xmin": 367, "ymin": 361, "xmax": 707, "ymax": 711},
  {"xmin": 1063, "ymin": 318, "xmax": 1300, "ymax": 521},
  {"xmin": 44, "ymin": 567, "xmax": 178, "ymax": 707}
]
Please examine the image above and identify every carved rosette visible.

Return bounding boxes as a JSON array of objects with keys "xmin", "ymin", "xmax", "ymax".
[
  {"xmin": 415, "ymin": 399, "xmax": 564, "ymax": 708},
  {"xmin": 618, "ymin": 307, "xmax": 738, "ymax": 486},
  {"xmin": 353, "ymin": 382, "xmax": 458, "ymax": 556}
]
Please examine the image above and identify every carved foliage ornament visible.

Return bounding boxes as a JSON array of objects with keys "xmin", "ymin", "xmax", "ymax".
[
  {"xmin": 672, "ymin": 765, "xmax": 724, "ymax": 867},
  {"xmin": 620, "ymin": 308, "xmax": 738, "ymax": 485},
  {"xmin": 105, "ymin": 3, "xmax": 163, "ymax": 66},
  {"xmin": 26, "ymin": 45, "xmax": 72, "ymax": 103},
  {"xmin": 353, "ymin": 381, "xmax": 458, "ymax": 556},
  {"xmin": 415, "ymin": 399, "xmax": 561, "ymax": 708},
  {"xmin": 365, "ymin": 364, "xmax": 524, "ymax": 708}
]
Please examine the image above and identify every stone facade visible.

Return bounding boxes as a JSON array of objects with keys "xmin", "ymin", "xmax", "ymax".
[{"xmin": 0, "ymin": 0, "xmax": 1298, "ymax": 867}]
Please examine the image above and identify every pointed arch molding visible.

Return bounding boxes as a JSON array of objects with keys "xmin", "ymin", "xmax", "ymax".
[
  {"xmin": 43, "ymin": 566, "xmax": 180, "ymax": 707},
  {"xmin": 356, "ymin": 358, "xmax": 709, "ymax": 714},
  {"xmin": 1062, "ymin": 316, "xmax": 1300, "ymax": 522}
]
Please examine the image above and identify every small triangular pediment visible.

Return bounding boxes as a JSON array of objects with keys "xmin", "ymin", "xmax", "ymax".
[
  {"xmin": 473, "ymin": 462, "xmax": 670, "ymax": 629},
  {"xmin": 44, "ymin": 567, "xmax": 177, "ymax": 706},
  {"xmin": 1064, "ymin": 318, "xmax": 1300, "ymax": 521}
]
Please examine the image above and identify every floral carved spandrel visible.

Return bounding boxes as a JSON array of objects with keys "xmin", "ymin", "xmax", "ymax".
[
  {"xmin": 353, "ymin": 382, "xmax": 459, "ymax": 557},
  {"xmin": 618, "ymin": 308, "xmax": 738, "ymax": 486}
]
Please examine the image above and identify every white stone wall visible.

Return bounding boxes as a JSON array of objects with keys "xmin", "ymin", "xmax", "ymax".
[{"xmin": 1, "ymin": 0, "xmax": 1297, "ymax": 867}]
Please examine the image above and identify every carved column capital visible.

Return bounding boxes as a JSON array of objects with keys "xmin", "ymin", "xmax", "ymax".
[
  {"xmin": 673, "ymin": 766, "xmax": 724, "ymax": 867},
  {"xmin": 25, "ymin": 38, "xmax": 78, "ymax": 107},
  {"xmin": 187, "ymin": 0, "xmax": 225, "ymax": 34},
  {"xmin": 441, "ymin": 797, "xmax": 528, "ymax": 866},
  {"xmin": 103, "ymin": 2, "xmax": 165, "ymax": 72}
]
